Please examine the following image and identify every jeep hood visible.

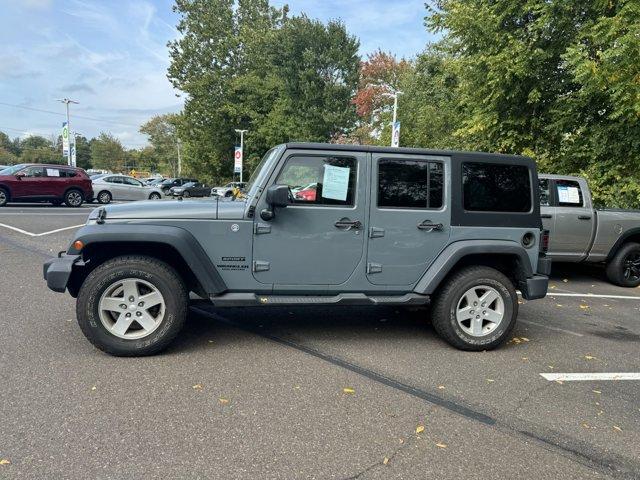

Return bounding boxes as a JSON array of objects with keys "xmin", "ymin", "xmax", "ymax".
[{"xmin": 97, "ymin": 198, "xmax": 246, "ymax": 220}]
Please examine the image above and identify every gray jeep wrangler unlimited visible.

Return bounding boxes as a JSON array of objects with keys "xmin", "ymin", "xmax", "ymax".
[{"xmin": 44, "ymin": 143, "xmax": 550, "ymax": 356}]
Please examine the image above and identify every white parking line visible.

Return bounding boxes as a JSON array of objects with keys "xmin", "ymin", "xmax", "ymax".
[
  {"xmin": 548, "ymin": 292, "xmax": 640, "ymax": 300},
  {"xmin": 0, "ymin": 222, "xmax": 84, "ymax": 237},
  {"xmin": 540, "ymin": 373, "xmax": 640, "ymax": 381}
]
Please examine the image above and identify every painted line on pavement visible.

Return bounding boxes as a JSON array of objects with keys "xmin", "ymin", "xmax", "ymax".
[
  {"xmin": 0, "ymin": 222, "xmax": 83, "ymax": 237},
  {"xmin": 548, "ymin": 292, "xmax": 640, "ymax": 300},
  {"xmin": 541, "ymin": 372, "xmax": 640, "ymax": 381},
  {"xmin": 520, "ymin": 319, "xmax": 584, "ymax": 337}
]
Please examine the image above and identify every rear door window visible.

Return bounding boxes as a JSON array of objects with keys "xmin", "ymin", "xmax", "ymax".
[
  {"xmin": 555, "ymin": 180, "xmax": 583, "ymax": 207},
  {"xmin": 462, "ymin": 163, "xmax": 532, "ymax": 212},
  {"xmin": 378, "ymin": 159, "xmax": 443, "ymax": 209}
]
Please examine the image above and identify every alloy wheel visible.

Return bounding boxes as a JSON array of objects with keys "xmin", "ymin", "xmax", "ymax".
[
  {"xmin": 67, "ymin": 191, "xmax": 82, "ymax": 206},
  {"xmin": 623, "ymin": 252, "xmax": 640, "ymax": 281},
  {"xmin": 456, "ymin": 285, "xmax": 505, "ymax": 337},
  {"xmin": 98, "ymin": 278, "xmax": 166, "ymax": 339}
]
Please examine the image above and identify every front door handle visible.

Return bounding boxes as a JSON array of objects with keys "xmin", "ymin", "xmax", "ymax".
[
  {"xmin": 417, "ymin": 220, "xmax": 443, "ymax": 231},
  {"xmin": 578, "ymin": 215, "xmax": 591, "ymax": 220},
  {"xmin": 335, "ymin": 219, "xmax": 362, "ymax": 230},
  {"xmin": 540, "ymin": 214, "xmax": 552, "ymax": 219}
]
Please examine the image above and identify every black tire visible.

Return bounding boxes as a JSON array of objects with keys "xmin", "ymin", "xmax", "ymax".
[
  {"xmin": 76, "ymin": 255, "xmax": 188, "ymax": 356},
  {"xmin": 606, "ymin": 242, "xmax": 640, "ymax": 287},
  {"xmin": 149, "ymin": 192, "xmax": 161, "ymax": 200},
  {"xmin": 431, "ymin": 266, "xmax": 518, "ymax": 351},
  {"xmin": 183, "ymin": 191, "xmax": 190, "ymax": 198},
  {"xmin": 0, "ymin": 187, "xmax": 9, "ymax": 207},
  {"xmin": 97, "ymin": 190, "xmax": 112, "ymax": 204},
  {"xmin": 64, "ymin": 189, "xmax": 84, "ymax": 207}
]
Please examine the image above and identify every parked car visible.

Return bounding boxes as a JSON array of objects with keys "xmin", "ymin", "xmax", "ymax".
[
  {"xmin": 0, "ymin": 163, "xmax": 92, "ymax": 207},
  {"xmin": 171, "ymin": 181, "xmax": 212, "ymax": 198},
  {"xmin": 539, "ymin": 174, "xmax": 640, "ymax": 287},
  {"xmin": 144, "ymin": 178, "xmax": 164, "ymax": 186},
  {"xmin": 44, "ymin": 142, "xmax": 549, "ymax": 356},
  {"xmin": 159, "ymin": 178, "xmax": 198, "ymax": 195},
  {"xmin": 211, "ymin": 181, "xmax": 246, "ymax": 197},
  {"xmin": 92, "ymin": 175, "xmax": 163, "ymax": 204}
]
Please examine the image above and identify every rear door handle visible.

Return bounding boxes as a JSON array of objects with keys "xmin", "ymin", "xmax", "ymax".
[
  {"xmin": 578, "ymin": 215, "xmax": 591, "ymax": 220},
  {"xmin": 417, "ymin": 220, "xmax": 443, "ymax": 231},
  {"xmin": 334, "ymin": 219, "xmax": 362, "ymax": 230},
  {"xmin": 540, "ymin": 214, "xmax": 552, "ymax": 219}
]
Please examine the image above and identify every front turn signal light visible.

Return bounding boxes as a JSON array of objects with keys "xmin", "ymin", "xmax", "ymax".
[{"xmin": 72, "ymin": 240, "xmax": 84, "ymax": 251}]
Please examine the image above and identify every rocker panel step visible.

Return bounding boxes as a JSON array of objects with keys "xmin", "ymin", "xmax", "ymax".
[{"xmin": 208, "ymin": 292, "xmax": 430, "ymax": 307}]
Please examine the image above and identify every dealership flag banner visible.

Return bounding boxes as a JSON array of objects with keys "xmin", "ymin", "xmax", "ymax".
[
  {"xmin": 391, "ymin": 121, "xmax": 401, "ymax": 148},
  {"xmin": 234, "ymin": 146, "xmax": 242, "ymax": 174},
  {"xmin": 62, "ymin": 122, "xmax": 69, "ymax": 155},
  {"xmin": 70, "ymin": 136, "xmax": 77, "ymax": 167}
]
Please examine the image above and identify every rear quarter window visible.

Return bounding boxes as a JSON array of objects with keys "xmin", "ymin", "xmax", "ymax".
[{"xmin": 462, "ymin": 163, "xmax": 532, "ymax": 212}]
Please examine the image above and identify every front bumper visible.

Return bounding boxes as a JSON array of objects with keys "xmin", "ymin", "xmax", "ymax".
[{"xmin": 43, "ymin": 253, "xmax": 83, "ymax": 293}]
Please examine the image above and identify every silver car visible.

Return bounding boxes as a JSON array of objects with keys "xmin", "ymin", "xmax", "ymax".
[{"xmin": 92, "ymin": 175, "xmax": 163, "ymax": 204}]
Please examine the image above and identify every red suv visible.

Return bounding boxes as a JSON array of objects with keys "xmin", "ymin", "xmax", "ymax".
[{"xmin": 0, "ymin": 164, "xmax": 93, "ymax": 207}]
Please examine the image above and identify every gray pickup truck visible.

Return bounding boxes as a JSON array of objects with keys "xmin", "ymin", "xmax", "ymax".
[
  {"xmin": 44, "ymin": 143, "xmax": 550, "ymax": 356},
  {"xmin": 539, "ymin": 175, "xmax": 640, "ymax": 287}
]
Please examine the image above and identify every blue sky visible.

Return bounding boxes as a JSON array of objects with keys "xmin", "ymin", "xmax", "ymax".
[{"xmin": 0, "ymin": 0, "xmax": 438, "ymax": 148}]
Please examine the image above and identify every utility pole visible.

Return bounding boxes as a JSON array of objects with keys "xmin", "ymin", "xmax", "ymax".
[
  {"xmin": 58, "ymin": 98, "xmax": 79, "ymax": 166},
  {"xmin": 176, "ymin": 138, "xmax": 182, "ymax": 176},
  {"xmin": 386, "ymin": 90, "xmax": 402, "ymax": 147},
  {"xmin": 234, "ymin": 129, "xmax": 248, "ymax": 182}
]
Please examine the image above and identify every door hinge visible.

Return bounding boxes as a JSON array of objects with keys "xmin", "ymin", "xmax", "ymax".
[
  {"xmin": 254, "ymin": 223, "xmax": 271, "ymax": 234},
  {"xmin": 252, "ymin": 260, "xmax": 270, "ymax": 272},
  {"xmin": 367, "ymin": 263, "xmax": 383, "ymax": 274},
  {"xmin": 369, "ymin": 227, "xmax": 385, "ymax": 238}
]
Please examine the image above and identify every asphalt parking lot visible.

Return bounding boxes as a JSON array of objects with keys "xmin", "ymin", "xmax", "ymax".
[{"xmin": 1, "ymin": 204, "xmax": 639, "ymax": 479}]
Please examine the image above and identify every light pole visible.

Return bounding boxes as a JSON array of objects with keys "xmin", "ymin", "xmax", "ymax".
[
  {"xmin": 382, "ymin": 90, "xmax": 403, "ymax": 147},
  {"xmin": 234, "ymin": 129, "xmax": 248, "ymax": 182},
  {"xmin": 176, "ymin": 138, "xmax": 182, "ymax": 176},
  {"xmin": 58, "ymin": 98, "xmax": 79, "ymax": 165}
]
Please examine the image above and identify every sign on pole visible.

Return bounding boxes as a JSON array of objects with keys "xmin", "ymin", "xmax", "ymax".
[
  {"xmin": 70, "ymin": 136, "xmax": 77, "ymax": 167},
  {"xmin": 234, "ymin": 146, "xmax": 243, "ymax": 174},
  {"xmin": 391, "ymin": 121, "xmax": 401, "ymax": 148},
  {"xmin": 62, "ymin": 122, "xmax": 69, "ymax": 155}
]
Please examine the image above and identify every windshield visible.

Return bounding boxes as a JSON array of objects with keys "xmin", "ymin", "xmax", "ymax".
[
  {"xmin": 245, "ymin": 146, "xmax": 284, "ymax": 198},
  {"xmin": 0, "ymin": 164, "xmax": 26, "ymax": 175}
]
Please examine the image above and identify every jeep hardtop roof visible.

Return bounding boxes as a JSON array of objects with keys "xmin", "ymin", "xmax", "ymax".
[{"xmin": 284, "ymin": 142, "xmax": 530, "ymax": 163}]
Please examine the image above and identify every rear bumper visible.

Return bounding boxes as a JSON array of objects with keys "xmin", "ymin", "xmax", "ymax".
[{"xmin": 43, "ymin": 253, "xmax": 83, "ymax": 293}]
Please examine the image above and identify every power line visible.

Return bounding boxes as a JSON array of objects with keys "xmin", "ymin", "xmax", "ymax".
[{"xmin": 0, "ymin": 101, "xmax": 146, "ymax": 128}]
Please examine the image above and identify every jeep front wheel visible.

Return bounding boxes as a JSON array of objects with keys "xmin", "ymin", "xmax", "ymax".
[
  {"xmin": 431, "ymin": 266, "xmax": 517, "ymax": 351},
  {"xmin": 76, "ymin": 255, "xmax": 188, "ymax": 356}
]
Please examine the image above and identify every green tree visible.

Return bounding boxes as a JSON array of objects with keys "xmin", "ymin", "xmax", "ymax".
[
  {"xmin": 426, "ymin": 0, "xmax": 640, "ymax": 207},
  {"xmin": 18, "ymin": 135, "xmax": 65, "ymax": 164},
  {"xmin": 74, "ymin": 135, "xmax": 92, "ymax": 170},
  {"xmin": 139, "ymin": 114, "xmax": 181, "ymax": 176},
  {"xmin": 90, "ymin": 133, "xmax": 126, "ymax": 172}
]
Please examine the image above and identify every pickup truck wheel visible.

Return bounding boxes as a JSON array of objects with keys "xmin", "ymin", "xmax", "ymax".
[
  {"xmin": 431, "ymin": 266, "xmax": 517, "ymax": 351},
  {"xmin": 76, "ymin": 255, "xmax": 188, "ymax": 356},
  {"xmin": 606, "ymin": 242, "xmax": 640, "ymax": 287},
  {"xmin": 64, "ymin": 189, "xmax": 84, "ymax": 207}
]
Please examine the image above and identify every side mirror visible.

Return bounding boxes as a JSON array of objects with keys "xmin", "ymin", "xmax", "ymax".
[
  {"xmin": 261, "ymin": 184, "xmax": 290, "ymax": 221},
  {"xmin": 15, "ymin": 172, "xmax": 25, "ymax": 179}
]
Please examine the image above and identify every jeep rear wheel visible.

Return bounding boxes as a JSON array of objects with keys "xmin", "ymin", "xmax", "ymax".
[
  {"xmin": 64, "ymin": 189, "xmax": 84, "ymax": 207},
  {"xmin": 606, "ymin": 242, "xmax": 640, "ymax": 287},
  {"xmin": 431, "ymin": 266, "xmax": 517, "ymax": 351},
  {"xmin": 76, "ymin": 255, "xmax": 188, "ymax": 356}
]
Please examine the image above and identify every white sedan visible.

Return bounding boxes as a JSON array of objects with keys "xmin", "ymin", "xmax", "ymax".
[{"xmin": 92, "ymin": 175, "xmax": 163, "ymax": 204}]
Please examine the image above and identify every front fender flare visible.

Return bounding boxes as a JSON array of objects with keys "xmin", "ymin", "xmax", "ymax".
[
  {"xmin": 69, "ymin": 224, "xmax": 227, "ymax": 295},
  {"xmin": 413, "ymin": 240, "xmax": 534, "ymax": 295}
]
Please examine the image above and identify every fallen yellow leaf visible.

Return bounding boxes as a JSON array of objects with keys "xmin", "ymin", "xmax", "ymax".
[
  {"xmin": 613, "ymin": 425, "xmax": 622, "ymax": 432},
  {"xmin": 579, "ymin": 305, "xmax": 589, "ymax": 310},
  {"xmin": 398, "ymin": 438, "xmax": 404, "ymax": 444},
  {"xmin": 582, "ymin": 423, "xmax": 590, "ymax": 429},
  {"xmin": 548, "ymin": 365, "xmax": 554, "ymax": 369},
  {"xmin": 383, "ymin": 457, "xmax": 389, "ymax": 465},
  {"xmin": 520, "ymin": 337, "xmax": 530, "ymax": 342},
  {"xmin": 549, "ymin": 285, "xmax": 556, "ymax": 289},
  {"xmin": 486, "ymin": 379, "xmax": 495, "ymax": 383},
  {"xmin": 91, "ymin": 386, "xmax": 97, "ymax": 391},
  {"xmin": 521, "ymin": 357, "xmax": 528, "ymax": 361},
  {"xmin": 192, "ymin": 384, "xmax": 203, "ymax": 390},
  {"xmin": 343, "ymin": 387, "xmax": 355, "ymax": 394},
  {"xmin": 218, "ymin": 397, "xmax": 229, "ymax": 404},
  {"xmin": 437, "ymin": 385, "xmax": 445, "ymax": 390},
  {"xmin": 435, "ymin": 443, "xmax": 448, "ymax": 449},
  {"xmin": 593, "ymin": 390, "xmax": 601, "ymax": 394},
  {"xmin": 556, "ymin": 304, "xmax": 563, "ymax": 307},
  {"xmin": 0, "ymin": 459, "xmax": 10, "ymax": 466},
  {"xmin": 416, "ymin": 425, "xmax": 425, "ymax": 434},
  {"xmin": 555, "ymin": 380, "xmax": 564, "ymax": 385},
  {"xmin": 584, "ymin": 355, "xmax": 596, "ymax": 360}
]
